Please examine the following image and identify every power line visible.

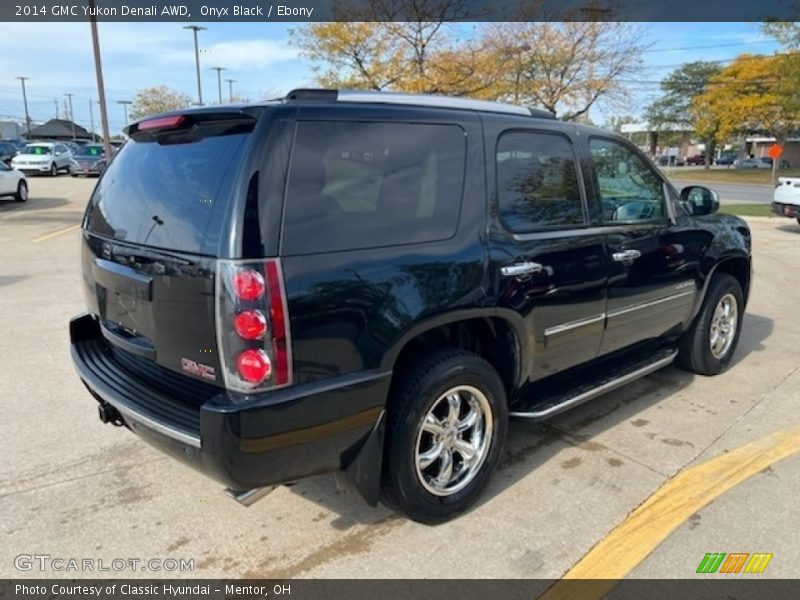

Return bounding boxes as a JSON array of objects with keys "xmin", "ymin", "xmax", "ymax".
[{"xmin": 642, "ymin": 40, "xmax": 774, "ymax": 54}]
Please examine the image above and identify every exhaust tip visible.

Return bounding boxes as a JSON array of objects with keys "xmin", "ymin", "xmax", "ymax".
[{"xmin": 225, "ymin": 486, "xmax": 276, "ymax": 507}]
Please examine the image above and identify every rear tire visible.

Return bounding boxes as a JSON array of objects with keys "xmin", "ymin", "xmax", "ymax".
[
  {"xmin": 381, "ymin": 349, "xmax": 508, "ymax": 524},
  {"xmin": 796, "ymin": 217, "xmax": 800, "ymax": 226},
  {"xmin": 678, "ymin": 274, "xmax": 743, "ymax": 375},
  {"xmin": 14, "ymin": 180, "xmax": 27, "ymax": 202}
]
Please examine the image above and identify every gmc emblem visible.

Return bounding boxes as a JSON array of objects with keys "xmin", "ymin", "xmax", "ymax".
[{"xmin": 181, "ymin": 358, "xmax": 217, "ymax": 381}]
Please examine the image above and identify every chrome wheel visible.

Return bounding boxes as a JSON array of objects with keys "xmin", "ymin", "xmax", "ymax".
[
  {"xmin": 414, "ymin": 385, "xmax": 493, "ymax": 497},
  {"xmin": 709, "ymin": 293, "xmax": 738, "ymax": 359}
]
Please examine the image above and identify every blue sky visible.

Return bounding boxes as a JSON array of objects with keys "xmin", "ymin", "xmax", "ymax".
[{"xmin": 0, "ymin": 21, "xmax": 780, "ymax": 134}]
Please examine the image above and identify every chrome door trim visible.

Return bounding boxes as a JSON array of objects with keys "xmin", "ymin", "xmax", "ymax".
[
  {"xmin": 544, "ymin": 313, "xmax": 606, "ymax": 337},
  {"xmin": 606, "ymin": 290, "xmax": 695, "ymax": 320}
]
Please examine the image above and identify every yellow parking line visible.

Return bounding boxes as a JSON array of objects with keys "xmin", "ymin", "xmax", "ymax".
[
  {"xmin": 541, "ymin": 427, "xmax": 800, "ymax": 600},
  {"xmin": 33, "ymin": 224, "xmax": 81, "ymax": 243}
]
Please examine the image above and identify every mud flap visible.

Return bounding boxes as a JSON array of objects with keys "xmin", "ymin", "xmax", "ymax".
[{"xmin": 335, "ymin": 410, "xmax": 386, "ymax": 506}]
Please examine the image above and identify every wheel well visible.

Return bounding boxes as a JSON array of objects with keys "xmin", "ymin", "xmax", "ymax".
[
  {"xmin": 715, "ymin": 257, "xmax": 751, "ymax": 304},
  {"xmin": 390, "ymin": 317, "xmax": 519, "ymax": 399}
]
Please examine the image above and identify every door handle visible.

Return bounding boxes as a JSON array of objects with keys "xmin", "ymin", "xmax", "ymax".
[
  {"xmin": 612, "ymin": 249, "xmax": 642, "ymax": 262},
  {"xmin": 501, "ymin": 261, "xmax": 544, "ymax": 278}
]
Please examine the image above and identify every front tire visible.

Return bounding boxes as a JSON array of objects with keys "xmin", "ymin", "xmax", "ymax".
[
  {"xmin": 49, "ymin": 163, "xmax": 57, "ymax": 177},
  {"xmin": 678, "ymin": 274, "xmax": 744, "ymax": 375},
  {"xmin": 381, "ymin": 349, "xmax": 508, "ymax": 524},
  {"xmin": 14, "ymin": 180, "xmax": 27, "ymax": 202}
]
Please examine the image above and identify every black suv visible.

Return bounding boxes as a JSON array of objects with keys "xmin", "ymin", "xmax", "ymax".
[{"xmin": 70, "ymin": 90, "xmax": 751, "ymax": 523}]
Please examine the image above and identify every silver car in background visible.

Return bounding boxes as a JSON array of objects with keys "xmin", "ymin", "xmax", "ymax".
[
  {"xmin": 69, "ymin": 144, "xmax": 109, "ymax": 177},
  {"xmin": 10, "ymin": 142, "xmax": 73, "ymax": 176}
]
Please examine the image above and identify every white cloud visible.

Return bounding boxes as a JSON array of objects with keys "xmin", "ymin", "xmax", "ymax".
[{"xmin": 191, "ymin": 39, "xmax": 299, "ymax": 70}]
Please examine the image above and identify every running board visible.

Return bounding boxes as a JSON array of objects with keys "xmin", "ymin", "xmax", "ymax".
[{"xmin": 510, "ymin": 349, "xmax": 678, "ymax": 421}]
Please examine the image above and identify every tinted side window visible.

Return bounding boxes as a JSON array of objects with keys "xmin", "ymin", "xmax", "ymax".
[
  {"xmin": 281, "ymin": 121, "xmax": 466, "ymax": 255},
  {"xmin": 589, "ymin": 138, "xmax": 666, "ymax": 222},
  {"xmin": 496, "ymin": 131, "xmax": 584, "ymax": 231}
]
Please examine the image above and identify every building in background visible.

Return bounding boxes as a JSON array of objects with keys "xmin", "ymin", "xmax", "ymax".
[
  {"xmin": 0, "ymin": 121, "xmax": 26, "ymax": 139},
  {"xmin": 28, "ymin": 119, "xmax": 93, "ymax": 141}
]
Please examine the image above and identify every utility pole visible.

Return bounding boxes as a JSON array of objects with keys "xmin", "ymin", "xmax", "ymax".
[
  {"xmin": 89, "ymin": 0, "xmax": 112, "ymax": 159},
  {"xmin": 211, "ymin": 67, "xmax": 226, "ymax": 104},
  {"xmin": 183, "ymin": 25, "xmax": 207, "ymax": 106},
  {"xmin": 117, "ymin": 100, "xmax": 132, "ymax": 126},
  {"xmin": 54, "ymin": 99, "xmax": 59, "ymax": 119},
  {"xmin": 226, "ymin": 78, "xmax": 236, "ymax": 103},
  {"xmin": 16, "ymin": 77, "xmax": 31, "ymax": 138},
  {"xmin": 65, "ymin": 93, "xmax": 77, "ymax": 138},
  {"xmin": 88, "ymin": 100, "xmax": 96, "ymax": 141}
]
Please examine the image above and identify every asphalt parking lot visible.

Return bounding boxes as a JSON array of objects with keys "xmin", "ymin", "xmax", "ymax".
[{"xmin": 1, "ymin": 176, "xmax": 799, "ymax": 580}]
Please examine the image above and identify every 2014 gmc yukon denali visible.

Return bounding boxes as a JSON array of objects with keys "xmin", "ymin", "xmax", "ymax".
[{"xmin": 70, "ymin": 89, "xmax": 752, "ymax": 523}]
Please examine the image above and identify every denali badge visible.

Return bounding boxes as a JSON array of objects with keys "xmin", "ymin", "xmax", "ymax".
[{"xmin": 181, "ymin": 358, "xmax": 216, "ymax": 381}]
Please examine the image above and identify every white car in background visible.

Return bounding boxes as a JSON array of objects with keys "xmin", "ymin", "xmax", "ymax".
[
  {"xmin": 0, "ymin": 161, "xmax": 28, "ymax": 202},
  {"xmin": 10, "ymin": 142, "xmax": 72, "ymax": 176},
  {"xmin": 772, "ymin": 177, "xmax": 800, "ymax": 225}
]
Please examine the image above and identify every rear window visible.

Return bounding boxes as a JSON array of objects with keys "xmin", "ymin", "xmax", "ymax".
[
  {"xmin": 281, "ymin": 121, "xmax": 466, "ymax": 255},
  {"xmin": 85, "ymin": 122, "xmax": 251, "ymax": 255}
]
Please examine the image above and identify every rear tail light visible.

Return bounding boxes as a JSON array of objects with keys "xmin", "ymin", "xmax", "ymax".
[
  {"xmin": 233, "ymin": 309, "xmax": 268, "ymax": 340},
  {"xmin": 236, "ymin": 349, "xmax": 272, "ymax": 384},
  {"xmin": 234, "ymin": 269, "xmax": 265, "ymax": 301},
  {"xmin": 216, "ymin": 259, "xmax": 292, "ymax": 392}
]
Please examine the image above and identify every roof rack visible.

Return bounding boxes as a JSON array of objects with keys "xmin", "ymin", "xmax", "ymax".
[{"xmin": 285, "ymin": 88, "xmax": 556, "ymax": 120}]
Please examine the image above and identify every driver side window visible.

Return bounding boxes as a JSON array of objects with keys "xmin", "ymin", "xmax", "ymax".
[{"xmin": 589, "ymin": 138, "xmax": 666, "ymax": 222}]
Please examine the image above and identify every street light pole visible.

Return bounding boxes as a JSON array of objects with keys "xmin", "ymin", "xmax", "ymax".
[
  {"xmin": 117, "ymin": 100, "xmax": 132, "ymax": 126},
  {"xmin": 65, "ymin": 93, "xmax": 77, "ymax": 138},
  {"xmin": 183, "ymin": 25, "xmax": 207, "ymax": 106},
  {"xmin": 16, "ymin": 77, "xmax": 31, "ymax": 138},
  {"xmin": 225, "ymin": 78, "xmax": 236, "ymax": 103},
  {"xmin": 88, "ymin": 100, "xmax": 96, "ymax": 141},
  {"xmin": 211, "ymin": 67, "xmax": 226, "ymax": 104},
  {"xmin": 89, "ymin": 0, "xmax": 112, "ymax": 160}
]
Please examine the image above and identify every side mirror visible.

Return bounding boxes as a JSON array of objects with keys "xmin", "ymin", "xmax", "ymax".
[{"xmin": 680, "ymin": 185, "xmax": 719, "ymax": 216}]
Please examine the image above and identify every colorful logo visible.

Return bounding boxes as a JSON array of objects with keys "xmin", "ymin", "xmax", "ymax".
[{"xmin": 696, "ymin": 552, "xmax": 773, "ymax": 574}]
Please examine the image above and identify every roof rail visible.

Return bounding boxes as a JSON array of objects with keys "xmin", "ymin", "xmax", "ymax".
[{"xmin": 284, "ymin": 88, "xmax": 556, "ymax": 119}]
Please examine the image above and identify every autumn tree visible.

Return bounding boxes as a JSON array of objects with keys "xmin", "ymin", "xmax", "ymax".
[
  {"xmin": 762, "ymin": 22, "xmax": 800, "ymax": 47},
  {"xmin": 129, "ymin": 85, "xmax": 192, "ymax": 121},
  {"xmin": 481, "ymin": 22, "xmax": 647, "ymax": 120},
  {"xmin": 289, "ymin": 0, "xmax": 504, "ymax": 96},
  {"xmin": 694, "ymin": 54, "xmax": 800, "ymax": 178},
  {"xmin": 645, "ymin": 61, "xmax": 722, "ymax": 168}
]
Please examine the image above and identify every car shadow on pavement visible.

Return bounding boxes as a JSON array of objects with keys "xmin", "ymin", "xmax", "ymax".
[
  {"xmin": 775, "ymin": 224, "xmax": 800, "ymax": 234},
  {"xmin": 284, "ymin": 312, "xmax": 775, "ymax": 528},
  {"xmin": 0, "ymin": 275, "xmax": 27, "ymax": 288},
  {"xmin": 0, "ymin": 196, "xmax": 70, "ymax": 213}
]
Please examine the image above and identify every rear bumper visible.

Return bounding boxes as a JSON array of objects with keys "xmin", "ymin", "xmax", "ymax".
[
  {"xmin": 71, "ymin": 163, "xmax": 103, "ymax": 175},
  {"xmin": 69, "ymin": 313, "xmax": 389, "ymax": 492},
  {"xmin": 13, "ymin": 164, "xmax": 51, "ymax": 173},
  {"xmin": 771, "ymin": 201, "xmax": 800, "ymax": 218}
]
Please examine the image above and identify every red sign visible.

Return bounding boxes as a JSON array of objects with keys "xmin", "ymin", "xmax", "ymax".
[{"xmin": 767, "ymin": 144, "xmax": 783, "ymax": 159}]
